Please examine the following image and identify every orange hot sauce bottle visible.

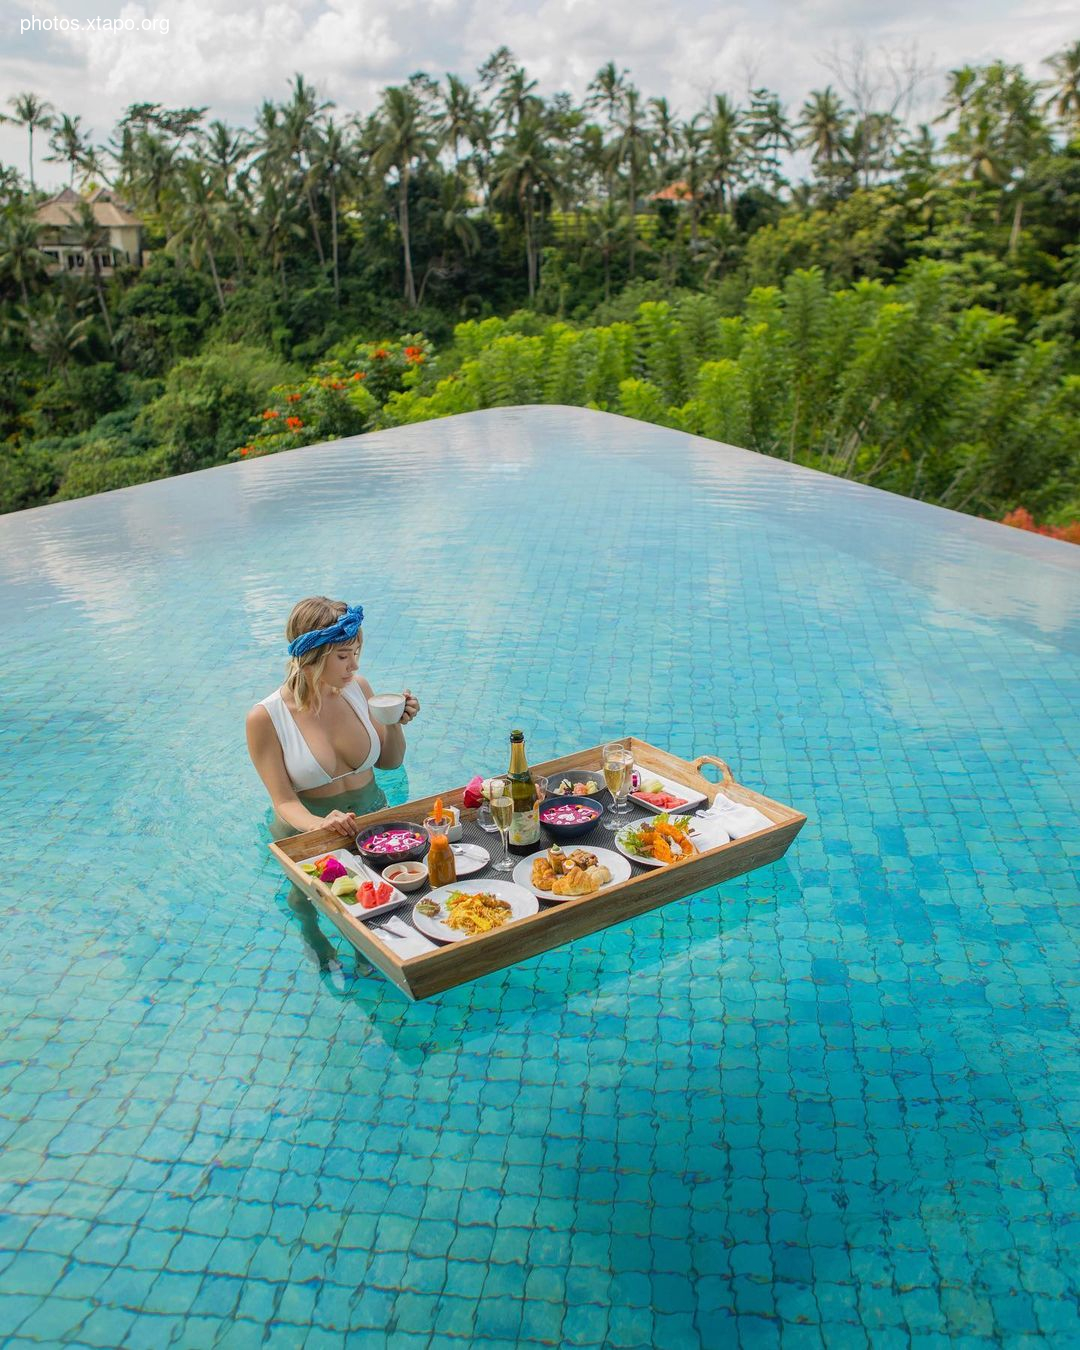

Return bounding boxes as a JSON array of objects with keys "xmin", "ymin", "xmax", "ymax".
[{"xmin": 424, "ymin": 799, "xmax": 457, "ymax": 888}]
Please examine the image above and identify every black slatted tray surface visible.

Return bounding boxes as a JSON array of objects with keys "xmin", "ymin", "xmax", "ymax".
[{"xmin": 354, "ymin": 803, "xmax": 674, "ymax": 938}]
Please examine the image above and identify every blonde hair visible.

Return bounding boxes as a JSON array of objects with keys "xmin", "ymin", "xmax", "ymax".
[{"xmin": 284, "ymin": 596, "xmax": 358, "ymax": 715}]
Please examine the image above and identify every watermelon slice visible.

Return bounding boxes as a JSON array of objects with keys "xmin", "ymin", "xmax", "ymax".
[
  {"xmin": 635, "ymin": 790, "xmax": 688, "ymax": 810},
  {"xmin": 375, "ymin": 881, "xmax": 393, "ymax": 905}
]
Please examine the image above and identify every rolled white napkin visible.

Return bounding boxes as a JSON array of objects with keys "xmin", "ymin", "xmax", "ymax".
[
  {"xmin": 699, "ymin": 792, "xmax": 774, "ymax": 839},
  {"xmin": 377, "ymin": 915, "xmax": 438, "ymax": 957}
]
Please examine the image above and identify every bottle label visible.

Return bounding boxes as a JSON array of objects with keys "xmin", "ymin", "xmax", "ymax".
[{"xmin": 509, "ymin": 804, "xmax": 540, "ymax": 847}]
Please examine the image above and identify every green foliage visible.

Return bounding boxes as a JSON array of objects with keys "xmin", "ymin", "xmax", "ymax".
[
  {"xmin": 235, "ymin": 336, "xmax": 426, "ymax": 458},
  {"xmin": 0, "ymin": 441, "xmax": 61, "ymax": 514},
  {"xmin": 113, "ymin": 254, "xmax": 216, "ymax": 375},
  {"xmin": 53, "ymin": 440, "xmax": 170, "ymax": 500},
  {"xmin": 5, "ymin": 45, "xmax": 1080, "ymax": 531},
  {"xmin": 144, "ymin": 344, "xmax": 298, "ymax": 472},
  {"xmin": 29, "ymin": 362, "xmax": 123, "ymax": 436},
  {"xmin": 372, "ymin": 263, "xmax": 1080, "ymax": 527}
]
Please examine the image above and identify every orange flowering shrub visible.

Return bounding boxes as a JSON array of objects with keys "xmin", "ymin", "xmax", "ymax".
[
  {"xmin": 1002, "ymin": 507, "xmax": 1080, "ymax": 545},
  {"xmin": 231, "ymin": 334, "xmax": 431, "ymax": 460}
]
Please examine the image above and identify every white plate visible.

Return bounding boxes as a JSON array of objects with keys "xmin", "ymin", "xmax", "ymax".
[
  {"xmin": 512, "ymin": 846, "xmax": 632, "ymax": 900},
  {"xmin": 627, "ymin": 765, "xmax": 707, "ymax": 815},
  {"xmin": 614, "ymin": 822, "xmax": 718, "ymax": 869},
  {"xmin": 298, "ymin": 848, "xmax": 409, "ymax": 920},
  {"xmin": 449, "ymin": 842, "xmax": 490, "ymax": 877},
  {"xmin": 411, "ymin": 879, "xmax": 538, "ymax": 943}
]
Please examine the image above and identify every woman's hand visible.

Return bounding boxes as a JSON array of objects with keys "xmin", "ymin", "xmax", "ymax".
[
  {"xmin": 323, "ymin": 810, "xmax": 361, "ymax": 837},
  {"xmin": 400, "ymin": 689, "xmax": 420, "ymax": 725}
]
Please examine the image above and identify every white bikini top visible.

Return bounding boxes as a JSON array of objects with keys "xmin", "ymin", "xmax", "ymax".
[{"xmin": 259, "ymin": 683, "xmax": 381, "ymax": 792}]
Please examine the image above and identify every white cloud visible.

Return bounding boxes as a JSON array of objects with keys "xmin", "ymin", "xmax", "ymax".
[{"xmin": 1, "ymin": 0, "xmax": 1075, "ymax": 187}]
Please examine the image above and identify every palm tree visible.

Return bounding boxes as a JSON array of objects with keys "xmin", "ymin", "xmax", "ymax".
[
  {"xmin": 467, "ymin": 105, "xmax": 498, "ymax": 206},
  {"xmin": 439, "ymin": 74, "xmax": 481, "ymax": 169},
  {"xmin": 418, "ymin": 173, "xmax": 482, "ymax": 305},
  {"xmin": 678, "ymin": 116, "xmax": 708, "ymax": 245},
  {"xmin": 847, "ymin": 111, "xmax": 901, "ymax": 188},
  {"xmin": 1046, "ymin": 40, "xmax": 1080, "ymax": 133},
  {"xmin": 72, "ymin": 199, "xmax": 115, "ymax": 347},
  {"xmin": 648, "ymin": 97, "xmax": 680, "ymax": 180},
  {"xmin": 495, "ymin": 66, "xmax": 541, "ymax": 132},
  {"xmin": 311, "ymin": 118, "xmax": 361, "ymax": 304},
  {"xmin": 586, "ymin": 62, "xmax": 627, "ymax": 207},
  {"xmin": 45, "ymin": 114, "xmax": 93, "ymax": 186},
  {"xmin": 256, "ymin": 177, "xmax": 305, "ymax": 301},
  {"xmin": 0, "ymin": 206, "xmax": 50, "ymax": 308},
  {"xmin": 165, "ymin": 159, "xmax": 236, "ymax": 310},
  {"xmin": 798, "ymin": 88, "xmax": 851, "ymax": 188},
  {"xmin": 745, "ymin": 88, "xmax": 794, "ymax": 188},
  {"xmin": 24, "ymin": 290, "xmax": 93, "ymax": 381},
  {"xmin": 585, "ymin": 199, "xmax": 621, "ymax": 299},
  {"xmin": 372, "ymin": 85, "xmax": 437, "ymax": 307},
  {"xmin": 587, "ymin": 62, "xmax": 628, "ymax": 127},
  {"xmin": 201, "ymin": 119, "xmax": 252, "ymax": 194},
  {"xmin": 493, "ymin": 111, "xmax": 561, "ymax": 298},
  {"xmin": 703, "ymin": 95, "xmax": 744, "ymax": 215},
  {"xmin": 996, "ymin": 66, "xmax": 1053, "ymax": 251},
  {"xmin": 947, "ymin": 109, "xmax": 1010, "ymax": 200},
  {"xmin": 609, "ymin": 85, "xmax": 653, "ymax": 276},
  {"xmin": 131, "ymin": 132, "xmax": 179, "ymax": 214},
  {"xmin": 3, "ymin": 93, "xmax": 55, "ymax": 192},
  {"xmin": 281, "ymin": 74, "xmax": 332, "ymax": 267},
  {"xmin": 937, "ymin": 66, "xmax": 980, "ymax": 129}
]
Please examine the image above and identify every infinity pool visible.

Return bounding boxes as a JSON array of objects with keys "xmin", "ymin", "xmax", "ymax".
[{"xmin": 1, "ymin": 406, "xmax": 1078, "ymax": 1348}]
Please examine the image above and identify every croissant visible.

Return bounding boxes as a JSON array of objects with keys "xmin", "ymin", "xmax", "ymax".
[
  {"xmin": 552, "ymin": 867, "xmax": 598, "ymax": 896},
  {"xmin": 531, "ymin": 859, "xmax": 556, "ymax": 889}
]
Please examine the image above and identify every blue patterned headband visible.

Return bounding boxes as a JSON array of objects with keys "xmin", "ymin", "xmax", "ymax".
[{"xmin": 287, "ymin": 604, "xmax": 364, "ymax": 659}]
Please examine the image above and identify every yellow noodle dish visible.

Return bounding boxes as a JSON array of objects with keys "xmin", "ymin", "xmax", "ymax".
[{"xmin": 444, "ymin": 890, "xmax": 512, "ymax": 935}]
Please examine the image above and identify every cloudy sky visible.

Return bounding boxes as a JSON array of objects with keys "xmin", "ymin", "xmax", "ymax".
[{"xmin": 2, "ymin": 0, "xmax": 1076, "ymax": 188}]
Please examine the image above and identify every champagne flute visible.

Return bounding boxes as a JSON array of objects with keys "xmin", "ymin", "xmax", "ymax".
[
  {"xmin": 490, "ymin": 791, "xmax": 515, "ymax": 871},
  {"xmin": 603, "ymin": 744, "xmax": 634, "ymax": 831}
]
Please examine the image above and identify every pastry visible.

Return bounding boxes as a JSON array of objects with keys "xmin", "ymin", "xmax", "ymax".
[
  {"xmin": 567, "ymin": 848, "xmax": 598, "ymax": 870},
  {"xmin": 552, "ymin": 868, "xmax": 598, "ymax": 896},
  {"xmin": 531, "ymin": 858, "xmax": 557, "ymax": 889}
]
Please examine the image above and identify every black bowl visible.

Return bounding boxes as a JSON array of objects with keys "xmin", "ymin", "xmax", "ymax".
[
  {"xmin": 354, "ymin": 820, "xmax": 430, "ymax": 869},
  {"xmin": 546, "ymin": 769, "xmax": 607, "ymax": 803},
  {"xmin": 538, "ymin": 794, "xmax": 605, "ymax": 842}
]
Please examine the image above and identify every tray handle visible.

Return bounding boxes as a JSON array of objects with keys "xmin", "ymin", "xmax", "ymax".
[{"xmin": 691, "ymin": 755, "xmax": 735, "ymax": 787}]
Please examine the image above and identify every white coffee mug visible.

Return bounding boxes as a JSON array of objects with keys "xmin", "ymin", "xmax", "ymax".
[{"xmin": 368, "ymin": 692, "xmax": 406, "ymax": 725}]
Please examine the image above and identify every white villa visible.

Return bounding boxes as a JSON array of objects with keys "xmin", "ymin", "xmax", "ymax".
[{"xmin": 34, "ymin": 187, "xmax": 146, "ymax": 274}]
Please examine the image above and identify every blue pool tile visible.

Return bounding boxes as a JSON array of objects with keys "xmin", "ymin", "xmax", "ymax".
[{"xmin": 0, "ymin": 408, "xmax": 1077, "ymax": 1347}]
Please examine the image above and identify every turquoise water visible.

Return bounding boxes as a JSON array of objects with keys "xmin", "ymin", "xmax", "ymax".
[{"xmin": 1, "ymin": 405, "xmax": 1078, "ymax": 1349}]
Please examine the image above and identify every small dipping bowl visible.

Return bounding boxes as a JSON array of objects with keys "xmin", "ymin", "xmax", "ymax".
[
  {"xmin": 538, "ymin": 794, "xmax": 604, "ymax": 842},
  {"xmin": 383, "ymin": 861, "xmax": 428, "ymax": 892}
]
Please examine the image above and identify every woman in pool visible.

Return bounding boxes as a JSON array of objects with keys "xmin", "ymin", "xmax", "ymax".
[{"xmin": 247, "ymin": 596, "xmax": 420, "ymax": 840}]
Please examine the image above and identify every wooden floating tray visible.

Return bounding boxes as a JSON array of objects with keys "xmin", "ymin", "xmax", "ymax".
[{"xmin": 269, "ymin": 737, "xmax": 806, "ymax": 1001}]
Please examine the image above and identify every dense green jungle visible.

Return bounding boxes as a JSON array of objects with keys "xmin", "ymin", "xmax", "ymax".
[{"xmin": 1, "ymin": 44, "xmax": 1078, "ymax": 539}]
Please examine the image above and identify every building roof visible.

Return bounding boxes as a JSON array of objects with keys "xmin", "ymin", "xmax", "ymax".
[
  {"xmin": 35, "ymin": 186, "xmax": 143, "ymax": 229},
  {"xmin": 650, "ymin": 180, "xmax": 696, "ymax": 202}
]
